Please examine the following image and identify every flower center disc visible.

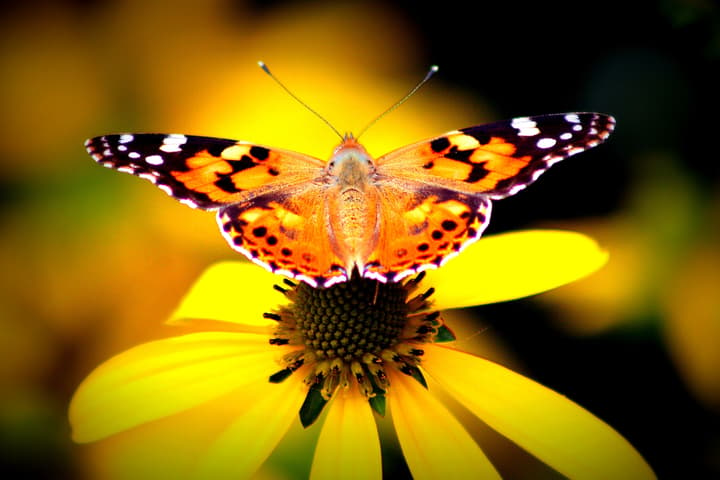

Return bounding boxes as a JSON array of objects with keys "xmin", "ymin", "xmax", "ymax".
[
  {"xmin": 293, "ymin": 277, "xmax": 409, "ymax": 361},
  {"xmin": 267, "ymin": 273, "xmax": 447, "ymax": 426}
]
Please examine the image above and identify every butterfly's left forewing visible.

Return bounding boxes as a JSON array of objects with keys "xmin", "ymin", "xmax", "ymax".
[{"xmin": 85, "ymin": 133, "xmax": 327, "ymax": 209}]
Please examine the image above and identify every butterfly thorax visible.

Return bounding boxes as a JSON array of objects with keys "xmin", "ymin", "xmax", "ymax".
[
  {"xmin": 326, "ymin": 137, "xmax": 376, "ymax": 183},
  {"xmin": 325, "ymin": 137, "xmax": 379, "ymax": 272}
]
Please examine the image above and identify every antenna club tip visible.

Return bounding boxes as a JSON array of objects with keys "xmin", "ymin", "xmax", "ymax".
[
  {"xmin": 430, "ymin": 65, "xmax": 439, "ymax": 72},
  {"xmin": 257, "ymin": 61, "xmax": 270, "ymax": 73}
]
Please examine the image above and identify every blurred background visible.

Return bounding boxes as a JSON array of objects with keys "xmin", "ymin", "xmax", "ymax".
[{"xmin": 1, "ymin": 0, "xmax": 718, "ymax": 478}]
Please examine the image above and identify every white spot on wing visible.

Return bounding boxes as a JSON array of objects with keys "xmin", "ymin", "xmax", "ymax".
[
  {"xmin": 322, "ymin": 275, "xmax": 347, "ymax": 288},
  {"xmin": 160, "ymin": 144, "xmax": 181, "ymax": 153},
  {"xmin": 537, "ymin": 138, "xmax": 557, "ymax": 149},
  {"xmin": 160, "ymin": 134, "xmax": 188, "ymax": 153},
  {"xmin": 138, "ymin": 173, "xmax": 158, "ymax": 182},
  {"xmin": 119, "ymin": 134, "xmax": 134, "ymax": 144},
  {"xmin": 165, "ymin": 134, "xmax": 187, "ymax": 143},
  {"xmin": 564, "ymin": 114, "xmax": 581, "ymax": 123},
  {"xmin": 157, "ymin": 184, "xmax": 174, "ymax": 196},
  {"xmin": 128, "ymin": 152, "xmax": 141, "ymax": 159},
  {"xmin": 511, "ymin": 117, "xmax": 540, "ymax": 136},
  {"xmin": 179, "ymin": 198, "xmax": 199, "ymax": 208},
  {"xmin": 145, "ymin": 155, "xmax": 164, "ymax": 165},
  {"xmin": 298, "ymin": 275, "xmax": 320, "ymax": 288}
]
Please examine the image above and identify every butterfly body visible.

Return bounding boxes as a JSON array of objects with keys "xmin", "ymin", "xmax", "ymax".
[
  {"xmin": 320, "ymin": 136, "xmax": 379, "ymax": 274},
  {"xmin": 86, "ymin": 112, "xmax": 615, "ymax": 287}
]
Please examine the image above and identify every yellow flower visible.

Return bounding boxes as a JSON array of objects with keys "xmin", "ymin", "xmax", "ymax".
[{"xmin": 70, "ymin": 230, "xmax": 654, "ymax": 479}]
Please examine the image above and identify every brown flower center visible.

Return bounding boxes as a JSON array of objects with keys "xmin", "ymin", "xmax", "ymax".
[
  {"xmin": 265, "ymin": 272, "xmax": 453, "ymax": 427},
  {"xmin": 294, "ymin": 277, "xmax": 408, "ymax": 361}
]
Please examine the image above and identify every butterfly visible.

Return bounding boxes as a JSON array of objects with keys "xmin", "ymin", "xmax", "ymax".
[{"xmin": 86, "ymin": 112, "xmax": 615, "ymax": 287}]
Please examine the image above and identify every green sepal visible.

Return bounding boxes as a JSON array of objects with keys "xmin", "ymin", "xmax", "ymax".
[
  {"xmin": 369, "ymin": 394, "xmax": 386, "ymax": 417},
  {"xmin": 408, "ymin": 365, "xmax": 428, "ymax": 389},
  {"xmin": 299, "ymin": 383, "xmax": 328, "ymax": 428},
  {"xmin": 434, "ymin": 324, "xmax": 456, "ymax": 343}
]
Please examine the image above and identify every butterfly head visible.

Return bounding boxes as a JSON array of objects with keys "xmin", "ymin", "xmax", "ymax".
[{"xmin": 327, "ymin": 136, "xmax": 376, "ymax": 185}]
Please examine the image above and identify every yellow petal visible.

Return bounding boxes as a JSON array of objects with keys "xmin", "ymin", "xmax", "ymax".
[
  {"xmin": 193, "ymin": 376, "xmax": 305, "ymax": 479},
  {"xmin": 388, "ymin": 371, "xmax": 501, "ymax": 480},
  {"xmin": 81, "ymin": 383, "xmax": 290, "ymax": 479},
  {"xmin": 310, "ymin": 385, "xmax": 382, "ymax": 480},
  {"xmin": 425, "ymin": 230, "xmax": 608, "ymax": 309},
  {"xmin": 423, "ymin": 345, "xmax": 656, "ymax": 479},
  {"xmin": 168, "ymin": 261, "xmax": 288, "ymax": 327},
  {"xmin": 70, "ymin": 332, "xmax": 284, "ymax": 442}
]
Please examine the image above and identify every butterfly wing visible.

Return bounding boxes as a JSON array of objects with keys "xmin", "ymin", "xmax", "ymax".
[
  {"xmin": 86, "ymin": 133, "xmax": 327, "ymax": 209},
  {"xmin": 361, "ymin": 181, "xmax": 492, "ymax": 283},
  {"xmin": 86, "ymin": 133, "xmax": 348, "ymax": 286},
  {"xmin": 366, "ymin": 113, "xmax": 615, "ymax": 281},
  {"xmin": 217, "ymin": 184, "xmax": 350, "ymax": 288},
  {"xmin": 376, "ymin": 113, "xmax": 615, "ymax": 198}
]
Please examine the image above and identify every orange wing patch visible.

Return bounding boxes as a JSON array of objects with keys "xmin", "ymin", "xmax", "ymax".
[
  {"xmin": 217, "ymin": 189, "xmax": 349, "ymax": 287},
  {"xmin": 418, "ymin": 135, "xmax": 531, "ymax": 186},
  {"xmin": 364, "ymin": 186, "xmax": 491, "ymax": 282},
  {"xmin": 422, "ymin": 134, "xmax": 533, "ymax": 192},
  {"xmin": 376, "ymin": 133, "xmax": 534, "ymax": 197},
  {"xmin": 172, "ymin": 143, "xmax": 322, "ymax": 204}
]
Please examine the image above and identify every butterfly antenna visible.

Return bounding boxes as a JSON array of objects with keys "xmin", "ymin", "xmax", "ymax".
[
  {"xmin": 258, "ymin": 61, "xmax": 343, "ymax": 140},
  {"xmin": 356, "ymin": 65, "xmax": 439, "ymax": 140}
]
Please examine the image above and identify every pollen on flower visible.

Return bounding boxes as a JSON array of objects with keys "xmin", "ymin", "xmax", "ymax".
[{"xmin": 265, "ymin": 272, "xmax": 450, "ymax": 426}]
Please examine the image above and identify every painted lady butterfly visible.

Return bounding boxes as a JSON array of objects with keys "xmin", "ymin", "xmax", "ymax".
[{"xmin": 86, "ymin": 112, "xmax": 614, "ymax": 288}]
